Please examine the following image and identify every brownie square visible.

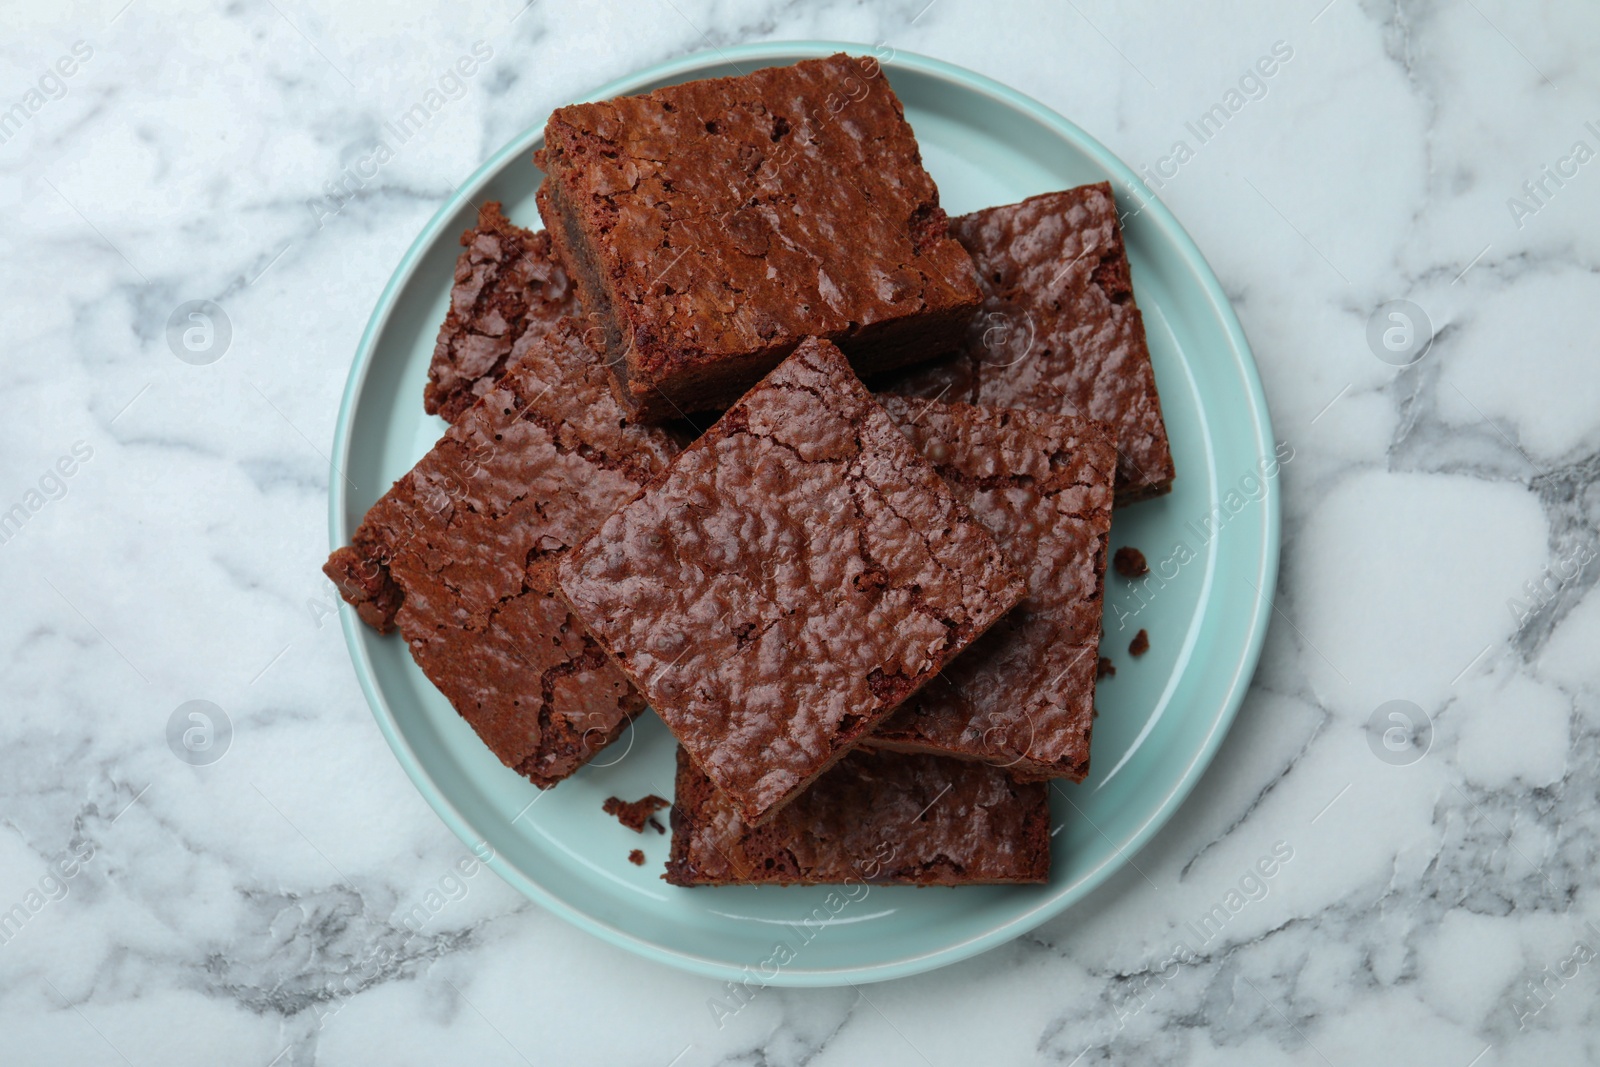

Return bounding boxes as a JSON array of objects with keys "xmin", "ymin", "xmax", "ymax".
[
  {"xmin": 557, "ymin": 338, "xmax": 1025, "ymax": 825},
  {"xmin": 665, "ymin": 746, "xmax": 1051, "ymax": 886},
  {"xmin": 880, "ymin": 183, "xmax": 1175, "ymax": 503},
  {"xmin": 871, "ymin": 397, "xmax": 1116, "ymax": 780},
  {"xmin": 535, "ymin": 53, "xmax": 981, "ymax": 423},
  {"xmin": 325, "ymin": 318, "xmax": 681, "ymax": 787},
  {"xmin": 424, "ymin": 201, "xmax": 579, "ymax": 423}
]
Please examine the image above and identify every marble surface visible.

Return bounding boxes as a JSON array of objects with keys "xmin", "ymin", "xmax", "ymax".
[{"xmin": 3, "ymin": 0, "xmax": 1598, "ymax": 1063}]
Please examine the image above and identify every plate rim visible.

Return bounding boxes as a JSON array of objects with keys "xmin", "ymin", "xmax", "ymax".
[{"xmin": 327, "ymin": 39, "xmax": 1280, "ymax": 986}]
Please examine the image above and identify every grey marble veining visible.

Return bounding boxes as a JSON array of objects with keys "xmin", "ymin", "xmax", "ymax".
[{"xmin": 2, "ymin": 1, "xmax": 1598, "ymax": 1064}]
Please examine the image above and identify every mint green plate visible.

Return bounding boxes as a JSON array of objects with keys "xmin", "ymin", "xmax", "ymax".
[{"xmin": 329, "ymin": 41, "xmax": 1278, "ymax": 986}]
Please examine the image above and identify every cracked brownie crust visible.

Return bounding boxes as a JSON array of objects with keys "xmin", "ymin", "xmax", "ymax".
[
  {"xmin": 325, "ymin": 317, "xmax": 681, "ymax": 787},
  {"xmin": 871, "ymin": 397, "xmax": 1117, "ymax": 781},
  {"xmin": 535, "ymin": 53, "xmax": 981, "ymax": 422},
  {"xmin": 881, "ymin": 183, "xmax": 1175, "ymax": 503},
  {"xmin": 665, "ymin": 746, "xmax": 1051, "ymax": 886},
  {"xmin": 557, "ymin": 338, "xmax": 1025, "ymax": 826},
  {"xmin": 424, "ymin": 201, "xmax": 579, "ymax": 423}
]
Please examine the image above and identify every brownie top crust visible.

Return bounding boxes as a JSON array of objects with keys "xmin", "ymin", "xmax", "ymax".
[
  {"xmin": 535, "ymin": 53, "xmax": 979, "ymax": 409},
  {"xmin": 871, "ymin": 397, "xmax": 1117, "ymax": 780},
  {"xmin": 557, "ymin": 337, "xmax": 1025, "ymax": 825},
  {"xmin": 425, "ymin": 201, "xmax": 579, "ymax": 424},
  {"xmin": 665, "ymin": 746, "xmax": 1051, "ymax": 886},
  {"xmin": 882, "ymin": 183, "xmax": 1175, "ymax": 502},
  {"xmin": 325, "ymin": 318, "xmax": 681, "ymax": 786}
]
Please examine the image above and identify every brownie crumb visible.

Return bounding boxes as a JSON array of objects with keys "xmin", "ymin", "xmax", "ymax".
[
  {"xmin": 628, "ymin": 849, "xmax": 645, "ymax": 866},
  {"xmin": 603, "ymin": 795, "xmax": 670, "ymax": 833},
  {"xmin": 1097, "ymin": 656, "xmax": 1116, "ymax": 679},
  {"xmin": 1113, "ymin": 547, "xmax": 1149, "ymax": 578},
  {"xmin": 1129, "ymin": 629, "xmax": 1150, "ymax": 657}
]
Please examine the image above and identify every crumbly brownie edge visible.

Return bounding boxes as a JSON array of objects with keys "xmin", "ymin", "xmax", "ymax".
[
  {"xmin": 1114, "ymin": 473, "xmax": 1176, "ymax": 505},
  {"xmin": 535, "ymin": 178, "xmax": 646, "ymax": 416},
  {"xmin": 408, "ymin": 557, "xmax": 649, "ymax": 789},
  {"xmin": 865, "ymin": 731, "xmax": 1088, "ymax": 783},
  {"xmin": 510, "ymin": 561, "xmax": 650, "ymax": 788},
  {"xmin": 521, "ymin": 704, "xmax": 640, "ymax": 788},
  {"xmin": 425, "ymin": 201, "xmax": 576, "ymax": 424},
  {"xmin": 324, "ymin": 540, "xmax": 404, "ymax": 634}
]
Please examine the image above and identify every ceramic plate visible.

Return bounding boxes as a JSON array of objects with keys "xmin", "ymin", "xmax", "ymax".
[{"xmin": 329, "ymin": 41, "xmax": 1278, "ymax": 986}]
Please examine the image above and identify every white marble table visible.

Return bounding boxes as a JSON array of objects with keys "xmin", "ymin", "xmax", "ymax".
[{"xmin": 2, "ymin": 1, "xmax": 1597, "ymax": 1063}]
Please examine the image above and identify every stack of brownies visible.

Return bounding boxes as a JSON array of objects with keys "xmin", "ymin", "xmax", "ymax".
[{"xmin": 325, "ymin": 54, "xmax": 1174, "ymax": 887}]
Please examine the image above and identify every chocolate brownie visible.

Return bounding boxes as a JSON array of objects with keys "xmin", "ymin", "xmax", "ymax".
[
  {"xmin": 424, "ymin": 201, "xmax": 579, "ymax": 423},
  {"xmin": 535, "ymin": 53, "xmax": 981, "ymax": 423},
  {"xmin": 881, "ymin": 183, "xmax": 1175, "ymax": 503},
  {"xmin": 1129, "ymin": 629, "xmax": 1150, "ymax": 657},
  {"xmin": 870, "ymin": 397, "xmax": 1116, "ymax": 781},
  {"xmin": 665, "ymin": 746, "xmax": 1051, "ymax": 886},
  {"xmin": 325, "ymin": 318, "xmax": 681, "ymax": 787},
  {"xmin": 557, "ymin": 338, "xmax": 1025, "ymax": 826}
]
